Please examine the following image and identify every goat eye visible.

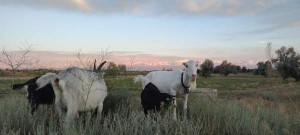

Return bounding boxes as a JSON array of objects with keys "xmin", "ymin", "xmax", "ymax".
[{"xmin": 185, "ymin": 65, "xmax": 188, "ymax": 67}]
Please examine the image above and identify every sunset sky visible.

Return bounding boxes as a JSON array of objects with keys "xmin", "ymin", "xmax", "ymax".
[{"xmin": 1, "ymin": 0, "xmax": 300, "ymax": 70}]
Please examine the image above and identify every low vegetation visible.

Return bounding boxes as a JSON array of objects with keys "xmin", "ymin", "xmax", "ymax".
[{"xmin": 0, "ymin": 73, "xmax": 299, "ymax": 134}]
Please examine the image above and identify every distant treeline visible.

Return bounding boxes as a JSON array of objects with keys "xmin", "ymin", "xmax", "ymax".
[{"xmin": 197, "ymin": 45, "xmax": 300, "ymax": 81}]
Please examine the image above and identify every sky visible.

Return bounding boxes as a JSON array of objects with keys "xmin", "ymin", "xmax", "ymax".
[{"xmin": 0, "ymin": 0, "xmax": 300, "ymax": 70}]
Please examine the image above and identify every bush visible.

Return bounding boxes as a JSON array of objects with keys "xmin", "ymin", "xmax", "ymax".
[
  {"xmin": 261, "ymin": 91, "xmax": 279, "ymax": 102},
  {"xmin": 254, "ymin": 61, "xmax": 273, "ymax": 77},
  {"xmin": 255, "ymin": 62, "xmax": 266, "ymax": 76},
  {"xmin": 273, "ymin": 46, "xmax": 300, "ymax": 81},
  {"xmin": 217, "ymin": 60, "xmax": 237, "ymax": 76},
  {"xmin": 117, "ymin": 64, "xmax": 127, "ymax": 76},
  {"xmin": 105, "ymin": 62, "xmax": 119, "ymax": 77},
  {"xmin": 200, "ymin": 59, "xmax": 214, "ymax": 78},
  {"xmin": 103, "ymin": 90, "xmax": 132, "ymax": 115}
]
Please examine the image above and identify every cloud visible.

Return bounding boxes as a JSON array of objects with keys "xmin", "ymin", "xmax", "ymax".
[
  {"xmin": 71, "ymin": 0, "xmax": 92, "ymax": 12},
  {"xmin": 258, "ymin": 41, "xmax": 267, "ymax": 44},
  {"xmin": 232, "ymin": 18, "xmax": 300, "ymax": 36},
  {"xmin": 289, "ymin": 20, "xmax": 300, "ymax": 26},
  {"xmin": 0, "ymin": 0, "xmax": 291, "ymax": 16},
  {"xmin": 0, "ymin": 49, "xmax": 267, "ymax": 70},
  {"xmin": 3, "ymin": 0, "xmax": 298, "ymax": 34}
]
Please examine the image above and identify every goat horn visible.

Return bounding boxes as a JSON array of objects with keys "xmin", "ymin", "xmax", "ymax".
[
  {"xmin": 93, "ymin": 59, "xmax": 97, "ymax": 71},
  {"xmin": 97, "ymin": 61, "xmax": 107, "ymax": 72}
]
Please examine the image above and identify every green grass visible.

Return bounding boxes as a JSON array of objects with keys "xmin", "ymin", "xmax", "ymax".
[
  {"xmin": 197, "ymin": 73, "xmax": 300, "ymax": 91},
  {"xmin": 0, "ymin": 73, "xmax": 300, "ymax": 134},
  {"xmin": 1, "ymin": 92, "xmax": 299, "ymax": 135},
  {"xmin": 0, "ymin": 78, "xmax": 28, "ymax": 98},
  {"xmin": 105, "ymin": 76, "xmax": 141, "ymax": 91}
]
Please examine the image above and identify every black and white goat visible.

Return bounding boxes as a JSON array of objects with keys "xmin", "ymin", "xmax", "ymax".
[
  {"xmin": 36, "ymin": 61, "xmax": 107, "ymax": 121},
  {"xmin": 141, "ymin": 82, "xmax": 173, "ymax": 115},
  {"xmin": 135, "ymin": 60, "xmax": 199, "ymax": 121},
  {"xmin": 12, "ymin": 76, "xmax": 55, "ymax": 114}
]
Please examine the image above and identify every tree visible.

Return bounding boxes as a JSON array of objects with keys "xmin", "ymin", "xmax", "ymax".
[
  {"xmin": 255, "ymin": 62, "xmax": 266, "ymax": 76},
  {"xmin": 272, "ymin": 46, "xmax": 300, "ymax": 81},
  {"xmin": 106, "ymin": 62, "xmax": 118, "ymax": 77},
  {"xmin": 213, "ymin": 65, "xmax": 221, "ymax": 74},
  {"xmin": 117, "ymin": 64, "xmax": 127, "ymax": 76},
  {"xmin": 241, "ymin": 66, "xmax": 247, "ymax": 73},
  {"xmin": 219, "ymin": 60, "xmax": 237, "ymax": 76},
  {"xmin": 236, "ymin": 65, "xmax": 241, "ymax": 73},
  {"xmin": 0, "ymin": 42, "xmax": 40, "ymax": 71},
  {"xmin": 200, "ymin": 59, "xmax": 214, "ymax": 78},
  {"xmin": 254, "ymin": 61, "xmax": 273, "ymax": 77}
]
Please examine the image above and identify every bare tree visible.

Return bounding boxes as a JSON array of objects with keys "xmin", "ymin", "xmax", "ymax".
[
  {"xmin": 98, "ymin": 48, "xmax": 113, "ymax": 63},
  {"xmin": 74, "ymin": 49, "xmax": 94, "ymax": 70},
  {"xmin": 0, "ymin": 41, "xmax": 40, "ymax": 71},
  {"xmin": 128, "ymin": 55, "xmax": 136, "ymax": 71},
  {"xmin": 74, "ymin": 47, "xmax": 113, "ymax": 70}
]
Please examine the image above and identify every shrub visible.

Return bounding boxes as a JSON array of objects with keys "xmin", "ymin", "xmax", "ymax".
[
  {"xmin": 117, "ymin": 64, "xmax": 127, "ymax": 76},
  {"xmin": 200, "ymin": 59, "xmax": 214, "ymax": 78},
  {"xmin": 255, "ymin": 62, "xmax": 266, "ymax": 76},
  {"xmin": 105, "ymin": 62, "xmax": 119, "ymax": 77},
  {"xmin": 218, "ymin": 60, "xmax": 237, "ymax": 76},
  {"xmin": 254, "ymin": 61, "xmax": 273, "ymax": 77},
  {"xmin": 261, "ymin": 91, "xmax": 279, "ymax": 102},
  {"xmin": 103, "ymin": 90, "xmax": 132, "ymax": 115},
  {"xmin": 241, "ymin": 66, "xmax": 248, "ymax": 73}
]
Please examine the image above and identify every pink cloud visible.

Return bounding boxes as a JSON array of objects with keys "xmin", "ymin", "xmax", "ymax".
[{"xmin": 0, "ymin": 50, "xmax": 263, "ymax": 70}]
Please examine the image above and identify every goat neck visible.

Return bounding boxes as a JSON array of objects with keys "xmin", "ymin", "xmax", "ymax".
[{"xmin": 182, "ymin": 71, "xmax": 191, "ymax": 89}]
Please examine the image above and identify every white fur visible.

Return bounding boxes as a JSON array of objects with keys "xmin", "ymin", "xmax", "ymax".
[
  {"xmin": 134, "ymin": 60, "xmax": 199, "ymax": 121},
  {"xmin": 36, "ymin": 67, "xmax": 107, "ymax": 121}
]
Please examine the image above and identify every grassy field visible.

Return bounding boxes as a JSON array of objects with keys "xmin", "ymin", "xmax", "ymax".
[{"xmin": 0, "ymin": 73, "xmax": 299, "ymax": 134}]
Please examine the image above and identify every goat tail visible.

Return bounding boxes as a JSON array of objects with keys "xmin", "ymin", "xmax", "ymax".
[
  {"xmin": 134, "ymin": 75, "xmax": 150, "ymax": 89},
  {"xmin": 11, "ymin": 76, "xmax": 40, "ymax": 90},
  {"xmin": 11, "ymin": 84, "xmax": 26, "ymax": 90},
  {"xmin": 134, "ymin": 75, "xmax": 144, "ymax": 83},
  {"xmin": 36, "ymin": 72, "xmax": 59, "ymax": 89}
]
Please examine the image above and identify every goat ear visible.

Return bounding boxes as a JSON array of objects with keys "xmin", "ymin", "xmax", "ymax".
[
  {"xmin": 93, "ymin": 59, "xmax": 97, "ymax": 71},
  {"xmin": 195, "ymin": 61, "xmax": 200, "ymax": 67},
  {"xmin": 96, "ymin": 61, "xmax": 107, "ymax": 72},
  {"xmin": 196, "ymin": 61, "xmax": 199, "ymax": 67}
]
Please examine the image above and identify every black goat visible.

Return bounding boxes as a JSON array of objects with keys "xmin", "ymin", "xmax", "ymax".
[
  {"xmin": 12, "ymin": 76, "xmax": 55, "ymax": 114},
  {"xmin": 141, "ymin": 82, "xmax": 173, "ymax": 115}
]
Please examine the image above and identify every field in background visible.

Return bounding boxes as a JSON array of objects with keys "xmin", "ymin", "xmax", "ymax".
[{"xmin": 0, "ymin": 71, "xmax": 299, "ymax": 134}]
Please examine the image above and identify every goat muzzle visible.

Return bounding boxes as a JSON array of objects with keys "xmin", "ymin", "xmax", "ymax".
[{"xmin": 191, "ymin": 74, "xmax": 197, "ymax": 81}]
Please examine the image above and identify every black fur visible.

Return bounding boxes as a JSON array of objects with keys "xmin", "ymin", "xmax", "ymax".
[
  {"xmin": 11, "ymin": 76, "xmax": 55, "ymax": 114},
  {"xmin": 12, "ymin": 76, "xmax": 40, "ymax": 90},
  {"xmin": 141, "ymin": 82, "xmax": 173, "ymax": 115}
]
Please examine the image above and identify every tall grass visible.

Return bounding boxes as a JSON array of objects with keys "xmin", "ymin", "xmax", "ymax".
[{"xmin": 1, "ymin": 91, "xmax": 299, "ymax": 135}]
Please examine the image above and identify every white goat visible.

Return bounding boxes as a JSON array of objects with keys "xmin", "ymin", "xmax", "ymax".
[
  {"xmin": 36, "ymin": 61, "xmax": 107, "ymax": 121},
  {"xmin": 134, "ymin": 60, "xmax": 199, "ymax": 121}
]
